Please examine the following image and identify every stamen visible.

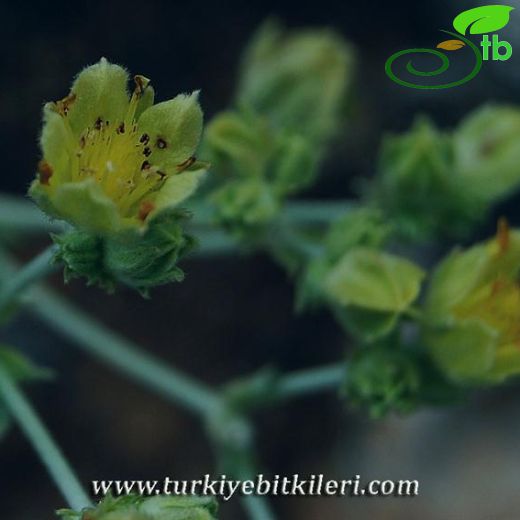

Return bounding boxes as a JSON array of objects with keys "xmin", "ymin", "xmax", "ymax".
[
  {"xmin": 138, "ymin": 200, "xmax": 155, "ymax": 221},
  {"xmin": 37, "ymin": 160, "xmax": 53, "ymax": 185},
  {"xmin": 497, "ymin": 217, "xmax": 510, "ymax": 253},
  {"xmin": 176, "ymin": 156, "xmax": 196, "ymax": 172}
]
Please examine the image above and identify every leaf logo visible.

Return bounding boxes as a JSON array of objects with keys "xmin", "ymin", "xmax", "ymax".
[
  {"xmin": 437, "ymin": 40, "xmax": 466, "ymax": 51},
  {"xmin": 453, "ymin": 5, "xmax": 514, "ymax": 35}
]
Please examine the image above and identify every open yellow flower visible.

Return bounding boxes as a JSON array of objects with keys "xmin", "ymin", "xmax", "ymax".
[
  {"xmin": 425, "ymin": 220, "xmax": 520, "ymax": 383},
  {"xmin": 30, "ymin": 58, "xmax": 207, "ymax": 234}
]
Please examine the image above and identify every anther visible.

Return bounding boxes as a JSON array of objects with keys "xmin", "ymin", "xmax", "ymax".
[
  {"xmin": 140, "ymin": 133, "xmax": 150, "ymax": 145},
  {"xmin": 176, "ymin": 156, "xmax": 196, "ymax": 172},
  {"xmin": 141, "ymin": 160, "xmax": 151, "ymax": 171},
  {"xmin": 37, "ymin": 160, "xmax": 53, "ymax": 185},
  {"xmin": 143, "ymin": 147, "xmax": 152, "ymax": 157},
  {"xmin": 117, "ymin": 122, "xmax": 125, "ymax": 134},
  {"xmin": 156, "ymin": 138, "xmax": 167, "ymax": 149},
  {"xmin": 138, "ymin": 200, "xmax": 155, "ymax": 221}
]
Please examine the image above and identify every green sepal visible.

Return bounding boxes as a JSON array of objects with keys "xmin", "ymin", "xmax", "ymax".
[
  {"xmin": 53, "ymin": 210, "xmax": 195, "ymax": 295},
  {"xmin": 105, "ymin": 209, "xmax": 196, "ymax": 295}
]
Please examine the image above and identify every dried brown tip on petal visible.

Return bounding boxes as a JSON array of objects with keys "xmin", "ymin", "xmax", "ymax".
[
  {"xmin": 497, "ymin": 217, "xmax": 510, "ymax": 253},
  {"xmin": 134, "ymin": 75, "xmax": 151, "ymax": 95},
  {"xmin": 37, "ymin": 160, "xmax": 53, "ymax": 185},
  {"xmin": 176, "ymin": 156, "xmax": 196, "ymax": 173},
  {"xmin": 138, "ymin": 200, "xmax": 155, "ymax": 221},
  {"xmin": 55, "ymin": 92, "xmax": 77, "ymax": 116}
]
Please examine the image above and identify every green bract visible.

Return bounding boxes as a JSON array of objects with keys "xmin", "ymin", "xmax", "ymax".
[
  {"xmin": 424, "ymin": 222, "xmax": 520, "ymax": 383},
  {"xmin": 57, "ymin": 494, "xmax": 218, "ymax": 520},
  {"xmin": 30, "ymin": 58, "xmax": 207, "ymax": 234},
  {"xmin": 324, "ymin": 248, "xmax": 425, "ymax": 340}
]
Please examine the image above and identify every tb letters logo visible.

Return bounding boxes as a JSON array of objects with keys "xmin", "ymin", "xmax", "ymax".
[{"xmin": 385, "ymin": 5, "xmax": 514, "ymax": 89}]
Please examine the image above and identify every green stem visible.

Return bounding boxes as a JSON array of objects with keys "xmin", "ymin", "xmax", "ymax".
[
  {"xmin": 276, "ymin": 363, "xmax": 345, "ymax": 400},
  {"xmin": 0, "ymin": 365, "xmax": 91, "ymax": 510},
  {"xmin": 32, "ymin": 287, "xmax": 223, "ymax": 417},
  {"xmin": 0, "ymin": 246, "xmax": 57, "ymax": 314},
  {"xmin": 242, "ymin": 495, "xmax": 276, "ymax": 520},
  {"xmin": 0, "ymin": 194, "xmax": 65, "ymax": 234},
  {"xmin": 0, "ymin": 193, "xmax": 351, "ymax": 236}
]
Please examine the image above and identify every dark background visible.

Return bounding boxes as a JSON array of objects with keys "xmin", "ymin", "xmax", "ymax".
[{"xmin": 2, "ymin": 1, "xmax": 520, "ymax": 518}]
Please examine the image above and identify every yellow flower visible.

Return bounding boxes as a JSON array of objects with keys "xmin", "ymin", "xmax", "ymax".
[
  {"xmin": 425, "ymin": 220, "xmax": 520, "ymax": 383},
  {"xmin": 30, "ymin": 58, "xmax": 207, "ymax": 234}
]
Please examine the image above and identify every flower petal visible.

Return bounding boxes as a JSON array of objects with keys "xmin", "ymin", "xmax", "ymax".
[
  {"xmin": 137, "ymin": 92, "xmax": 203, "ymax": 173},
  {"xmin": 40, "ymin": 103, "xmax": 72, "ymax": 184},
  {"xmin": 324, "ymin": 248, "xmax": 425, "ymax": 312},
  {"xmin": 150, "ymin": 168, "xmax": 207, "ymax": 217},
  {"xmin": 68, "ymin": 58, "xmax": 130, "ymax": 137},
  {"xmin": 51, "ymin": 178, "xmax": 121, "ymax": 233}
]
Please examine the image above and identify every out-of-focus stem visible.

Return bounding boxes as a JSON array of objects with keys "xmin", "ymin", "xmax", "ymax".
[
  {"xmin": 0, "ymin": 246, "xmax": 57, "ymax": 315},
  {"xmin": 0, "ymin": 365, "xmax": 91, "ymax": 510}
]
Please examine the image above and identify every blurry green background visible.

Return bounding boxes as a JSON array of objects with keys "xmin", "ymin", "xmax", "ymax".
[{"xmin": 2, "ymin": 0, "xmax": 520, "ymax": 518}]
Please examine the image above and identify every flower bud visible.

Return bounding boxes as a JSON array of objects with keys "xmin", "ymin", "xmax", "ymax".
[
  {"xmin": 454, "ymin": 104, "xmax": 520, "ymax": 204},
  {"xmin": 297, "ymin": 208, "xmax": 391, "ymax": 309},
  {"xmin": 323, "ymin": 247, "xmax": 425, "ymax": 340},
  {"xmin": 210, "ymin": 178, "xmax": 280, "ymax": 241},
  {"xmin": 237, "ymin": 20, "xmax": 354, "ymax": 144},
  {"xmin": 424, "ymin": 220, "xmax": 520, "ymax": 383},
  {"xmin": 344, "ymin": 344, "xmax": 421, "ymax": 418},
  {"xmin": 374, "ymin": 117, "xmax": 476, "ymax": 239}
]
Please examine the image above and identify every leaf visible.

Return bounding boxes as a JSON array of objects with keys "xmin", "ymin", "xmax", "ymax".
[
  {"xmin": 453, "ymin": 5, "xmax": 514, "ymax": 35},
  {"xmin": 437, "ymin": 39, "xmax": 466, "ymax": 51}
]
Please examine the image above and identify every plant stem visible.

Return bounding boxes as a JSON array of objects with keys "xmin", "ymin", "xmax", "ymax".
[
  {"xmin": 0, "ymin": 246, "xmax": 57, "ymax": 314},
  {"xmin": 0, "ymin": 194, "xmax": 65, "ymax": 234},
  {"xmin": 0, "ymin": 193, "xmax": 351, "ymax": 236},
  {"xmin": 242, "ymin": 495, "xmax": 276, "ymax": 520},
  {"xmin": 31, "ymin": 287, "xmax": 223, "ymax": 417},
  {"xmin": 275, "ymin": 363, "xmax": 345, "ymax": 400},
  {"xmin": 0, "ymin": 365, "xmax": 91, "ymax": 510}
]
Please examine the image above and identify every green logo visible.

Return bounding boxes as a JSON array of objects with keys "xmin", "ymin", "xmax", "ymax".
[{"xmin": 385, "ymin": 5, "xmax": 514, "ymax": 89}]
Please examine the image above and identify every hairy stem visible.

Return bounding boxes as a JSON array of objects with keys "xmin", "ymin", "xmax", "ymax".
[{"xmin": 0, "ymin": 365, "xmax": 91, "ymax": 510}]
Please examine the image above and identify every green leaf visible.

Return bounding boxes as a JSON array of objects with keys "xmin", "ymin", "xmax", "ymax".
[
  {"xmin": 324, "ymin": 248, "xmax": 425, "ymax": 313},
  {"xmin": 453, "ymin": 5, "xmax": 514, "ymax": 35}
]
